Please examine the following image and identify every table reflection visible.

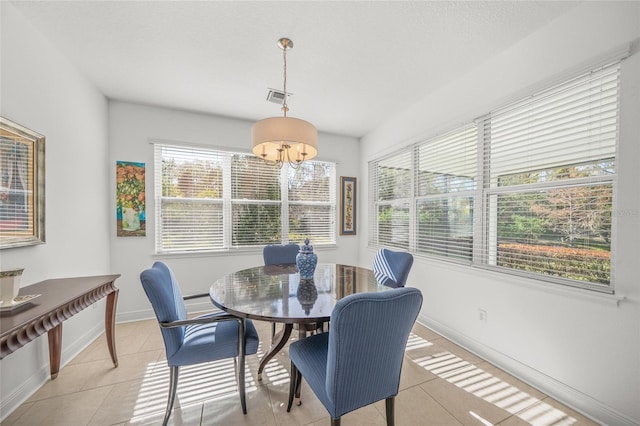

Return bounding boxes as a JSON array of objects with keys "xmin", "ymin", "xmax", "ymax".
[
  {"xmin": 296, "ymin": 279, "xmax": 318, "ymax": 314},
  {"xmin": 210, "ymin": 263, "xmax": 382, "ymax": 323}
]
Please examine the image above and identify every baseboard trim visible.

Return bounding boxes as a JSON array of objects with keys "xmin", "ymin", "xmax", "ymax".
[
  {"xmin": 416, "ymin": 314, "xmax": 638, "ymax": 426},
  {"xmin": 116, "ymin": 299, "xmax": 212, "ymax": 324},
  {"xmin": 116, "ymin": 307, "xmax": 155, "ymax": 323},
  {"xmin": 0, "ymin": 321, "xmax": 104, "ymax": 422},
  {"xmin": 0, "ymin": 360, "xmax": 48, "ymax": 422}
]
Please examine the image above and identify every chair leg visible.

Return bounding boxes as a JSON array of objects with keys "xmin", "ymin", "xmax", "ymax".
[
  {"xmin": 271, "ymin": 322, "xmax": 276, "ymax": 344},
  {"xmin": 385, "ymin": 397, "xmax": 395, "ymax": 426},
  {"xmin": 238, "ymin": 319, "xmax": 248, "ymax": 414},
  {"xmin": 287, "ymin": 361, "xmax": 297, "ymax": 412},
  {"xmin": 331, "ymin": 417, "xmax": 341, "ymax": 426},
  {"xmin": 163, "ymin": 366, "xmax": 179, "ymax": 426},
  {"xmin": 294, "ymin": 367, "xmax": 302, "ymax": 405}
]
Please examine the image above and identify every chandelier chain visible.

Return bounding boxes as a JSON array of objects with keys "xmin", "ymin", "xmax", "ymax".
[{"xmin": 282, "ymin": 44, "xmax": 288, "ymax": 117}]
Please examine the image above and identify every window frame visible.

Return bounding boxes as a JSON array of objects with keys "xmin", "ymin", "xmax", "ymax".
[
  {"xmin": 154, "ymin": 142, "xmax": 336, "ymax": 254},
  {"xmin": 369, "ymin": 61, "xmax": 621, "ymax": 294},
  {"xmin": 0, "ymin": 117, "xmax": 45, "ymax": 249}
]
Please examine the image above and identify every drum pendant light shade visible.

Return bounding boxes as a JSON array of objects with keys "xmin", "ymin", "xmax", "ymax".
[{"xmin": 252, "ymin": 117, "xmax": 318, "ymax": 163}]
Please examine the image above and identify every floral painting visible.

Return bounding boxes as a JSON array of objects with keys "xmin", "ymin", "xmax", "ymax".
[
  {"xmin": 116, "ymin": 161, "xmax": 145, "ymax": 237},
  {"xmin": 340, "ymin": 176, "xmax": 356, "ymax": 235}
]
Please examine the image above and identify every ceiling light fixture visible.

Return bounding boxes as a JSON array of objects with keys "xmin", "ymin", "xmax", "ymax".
[{"xmin": 252, "ymin": 38, "xmax": 317, "ymax": 168}]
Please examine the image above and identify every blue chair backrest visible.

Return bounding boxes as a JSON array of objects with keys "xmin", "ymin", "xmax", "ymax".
[
  {"xmin": 326, "ymin": 287, "xmax": 423, "ymax": 416},
  {"xmin": 372, "ymin": 248, "xmax": 414, "ymax": 287},
  {"xmin": 263, "ymin": 243, "xmax": 300, "ymax": 265},
  {"xmin": 140, "ymin": 261, "xmax": 188, "ymax": 359}
]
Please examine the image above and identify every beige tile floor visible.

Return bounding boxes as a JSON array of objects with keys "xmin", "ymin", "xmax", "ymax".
[{"xmin": 3, "ymin": 318, "xmax": 599, "ymax": 426}]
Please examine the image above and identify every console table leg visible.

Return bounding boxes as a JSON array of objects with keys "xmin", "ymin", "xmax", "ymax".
[
  {"xmin": 47, "ymin": 324, "xmax": 62, "ymax": 380},
  {"xmin": 105, "ymin": 288, "xmax": 119, "ymax": 367}
]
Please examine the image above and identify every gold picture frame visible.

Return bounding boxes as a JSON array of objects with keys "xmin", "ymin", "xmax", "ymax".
[
  {"xmin": 337, "ymin": 264, "xmax": 356, "ymax": 297},
  {"xmin": 0, "ymin": 117, "xmax": 45, "ymax": 249},
  {"xmin": 340, "ymin": 176, "xmax": 356, "ymax": 235}
]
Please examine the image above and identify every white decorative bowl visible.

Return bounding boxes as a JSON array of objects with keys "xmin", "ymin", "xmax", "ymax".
[{"xmin": 0, "ymin": 268, "xmax": 25, "ymax": 307}]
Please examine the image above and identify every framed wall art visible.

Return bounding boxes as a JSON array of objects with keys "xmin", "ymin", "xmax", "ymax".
[
  {"xmin": 337, "ymin": 264, "xmax": 356, "ymax": 298},
  {"xmin": 340, "ymin": 176, "xmax": 356, "ymax": 235},
  {"xmin": 116, "ymin": 161, "xmax": 146, "ymax": 237},
  {"xmin": 0, "ymin": 117, "xmax": 45, "ymax": 249}
]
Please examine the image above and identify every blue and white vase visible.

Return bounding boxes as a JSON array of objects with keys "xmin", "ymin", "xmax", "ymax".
[{"xmin": 296, "ymin": 238, "xmax": 318, "ymax": 280}]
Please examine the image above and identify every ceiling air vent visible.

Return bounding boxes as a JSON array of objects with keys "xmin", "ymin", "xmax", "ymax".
[{"xmin": 266, "ymin": 89, "xmax": 291, "ymax": 104}]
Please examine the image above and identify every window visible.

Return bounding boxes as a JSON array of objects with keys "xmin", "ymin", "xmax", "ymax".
[
  {"xmin": 288, "ymin": 161, "xmax": 336, "ymax": 244},
  {"xmin": 482, "ymin": 62, "xmax": 618, "ymax": 290},
  {"xmin": 416, "ymin": 125, "xmax": 477, "ymax": 261},
  {"xmin": 231, "ymin": 154, "xmax": 281, "ymax": 246},
  {"xmin": 155, "ymin": 144, "xmax": 336, "ymax": 254},
  {"xmin": 0, "ymin": 117, "xmax": 45, "ymax": 249},
  {"xmin": 369, "ymin": 149, "xmax": 412, "ymax": 249},
  {"xmin": 369, "ymin": 61, "xmax": 620, "ymax": 292}
]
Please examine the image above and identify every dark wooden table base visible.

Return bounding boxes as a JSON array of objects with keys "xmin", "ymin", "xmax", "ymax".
[{"xmin": 257, "ymin": 321, "xmax": 325, "ymax": 381}]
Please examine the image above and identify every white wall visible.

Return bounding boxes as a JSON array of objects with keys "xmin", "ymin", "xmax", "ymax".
[
  {"xmin": 359, "ymin": 3, "xmax": 640, "ymax": 425},
  {"xmin": 0, "ymin": 2, "xmax": 111, "ymax": 419},
  {"xmin": 3, "ymin": 1, "xmax": 638, "ymax": 424},
  {"xmin": 0, "ymin": 3, "xmax": 360, "ymax": 417},
  {"xmin": 108, "ymin": 101, "xmax": 361, "ymax": 322}
]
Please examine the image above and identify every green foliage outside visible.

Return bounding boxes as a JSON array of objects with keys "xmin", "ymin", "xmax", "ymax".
[
  {"xmin": 378, "ymin": 159, "xmax": 613, "ymax": 284},
  {"xmin": 233, "ymin": 204, "xmax": 281, "ymax": 246},
  {"xmin": 506, "ymin": 215, "xmax": 546, "ymax": 244},
  {"xmin": 498, "ymin": 243, "xmax": 610, "ymax": 284},
  {"xmin": 161, "ymin": 153, "xmax": 334, "ymax": 248},
  {"xmin": 162, "ymin": 157, "xmax": 223, "ymax": 199}
]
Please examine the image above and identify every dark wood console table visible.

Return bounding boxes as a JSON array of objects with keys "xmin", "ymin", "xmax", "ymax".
[{"xmin": 0, "ymin": 274, "xmax": 120, "ymax": 379}]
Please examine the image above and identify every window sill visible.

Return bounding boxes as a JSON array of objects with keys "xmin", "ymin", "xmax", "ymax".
[{"xmin": 154, "ymin": 244, "xmax": 339, "ymax": 259}]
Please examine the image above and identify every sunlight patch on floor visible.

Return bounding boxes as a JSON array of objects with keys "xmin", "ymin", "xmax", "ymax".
[
  {"xmin": 129, "ymin": 358, "xmax": 257, "ymax": 423},
  {"xmin": 470, "ymin": 410, "xmax": 494, "ymax": 426},
  {"xmin": 263, "ymin": 360, "xmax": 291, "ymax": 386},
  {"xmin": 255, "ymin": 339, "xmax": 293, "ymax": 386},
  {"xmin": 405, "ymin": 332, "xmax": 434, "ymax": 351},
  {"xmin": 408, "ymin": 335, "xmax": 577, "ymax": 426}
]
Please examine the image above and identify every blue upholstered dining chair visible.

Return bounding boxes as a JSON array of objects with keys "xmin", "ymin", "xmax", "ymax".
[
  {"xmin": 263, "ymin": 243, "xmax": 300, "ymax": 266},
  {"xmin": 140, "ymin": 261, "xmax": 259, "ymax": 426},
  {"xmin": 263, "ymin": 243, "xmax": 300, "ymax": 340},
  {"xmin": 372, "ymin": 248, "xmax": 414, "ymax": 287},
  {"xmin": 287, "ymin": 287, "xmax": 423, "ymax": 426}
]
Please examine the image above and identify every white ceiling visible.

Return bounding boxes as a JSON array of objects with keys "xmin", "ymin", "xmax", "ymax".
[{"xmin": 10, "ymin": 1, "xmax": 580, "ymax": 138}]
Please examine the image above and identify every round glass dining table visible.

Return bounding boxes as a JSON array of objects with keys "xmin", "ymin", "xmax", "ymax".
[{"xmin": 209, "ymin": 263, "xmax": 390, "ymax": 380}]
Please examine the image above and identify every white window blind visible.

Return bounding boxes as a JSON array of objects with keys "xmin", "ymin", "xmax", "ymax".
[
  {"xmin": 0, "ymin": 140, "xmax": 31, "ymax": 231},
  {"xmin": 155, "ymin": 143, "xmax": 336, "ymax": 253},
  {"xmin": 155, "ymin": 145, "xmax": 225, "ymax": 253},
  {"xmin": 481, "ymin": 62, "xmax": 619, "ymax": 290},
  {"xmin": 368, "ymin": 60, "xmax": 620, "ymax": 292},
  {"xmin": 288, "ymin": 161, "xmax": 336, "ymax": 244},
  {"xmin": 369, "ymin": 149, "xmax": 412, "ymax": 249},
  {"xmin": 231, "ymin": 154, "xmax": 281, "ymax": 247},
  {"xmin": 416, "ymin": 125, "xmax": 477, "ymax": 261}
]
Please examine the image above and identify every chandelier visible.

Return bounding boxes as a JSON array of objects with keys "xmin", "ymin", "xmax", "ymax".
[{"xmin": 252, "ymin": 38, "xmax": 318, "ymax": 168}]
